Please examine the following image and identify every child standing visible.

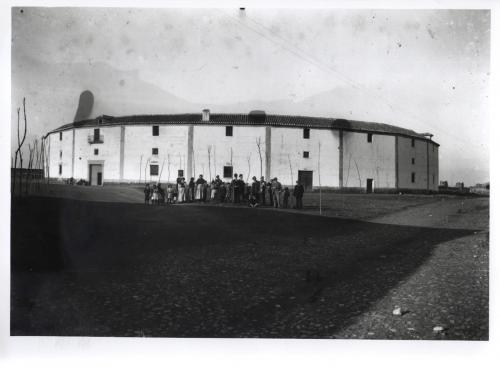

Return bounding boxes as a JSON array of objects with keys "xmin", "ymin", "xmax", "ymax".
[
  {"xmin": 144, "ymin": 183, "xmax": 151, "ymax": 205},
  {"xmin": 166, "ymin": 184, "xmax": 173, "ymax": 204},
  {"xmin": 283, "ymin": 187, "xmax": 290, "ymax": 208},
  {"xmin": 151, "ymin": 184, "xmax": 159, "ymax": 205}
]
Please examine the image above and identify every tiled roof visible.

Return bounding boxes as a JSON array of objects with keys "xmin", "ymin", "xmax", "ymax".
[{"xmin": 49, "ymin": 113, "xmax": 438, "ymax": 144}]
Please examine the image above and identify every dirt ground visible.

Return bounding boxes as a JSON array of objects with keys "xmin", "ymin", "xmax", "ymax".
[{"xmin": 10, "ymin": 185, "xmax": 489, "ymax": 339}]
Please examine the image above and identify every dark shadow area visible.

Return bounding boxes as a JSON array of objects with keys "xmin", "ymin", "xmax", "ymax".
[{"xmin": 11, "ymin": 197, "xmax": 475, "ymax": 337}]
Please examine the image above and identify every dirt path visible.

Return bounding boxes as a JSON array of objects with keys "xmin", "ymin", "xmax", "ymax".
[
  {"xmin": 368, "ymin": 196, "xmax": 489, "ymax": 230},
  {"xmin": 336, "ymin": 196, "xmax": 489, "ymax": 339}
]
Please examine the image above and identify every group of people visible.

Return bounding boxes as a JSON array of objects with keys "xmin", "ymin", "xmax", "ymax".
[{"xmin": 143, "ymin": 173, "xmax": 305, "ymax": 209}]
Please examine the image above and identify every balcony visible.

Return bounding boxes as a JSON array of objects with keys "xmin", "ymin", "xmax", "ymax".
[{"xmin": 88, "ymin": 134, "xmax": 104, "ymax": 144}]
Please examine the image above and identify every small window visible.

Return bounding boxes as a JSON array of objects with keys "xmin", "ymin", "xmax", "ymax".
[
  {"xmin": 94, "ymin": 149, "xmax": 99, "ymax": 156},
  {"xmin": 223, "ymin": 166, "xmax": 233, "ymax": 178},
  {"xmin": 303, "ymin": 128, "xmax": 310, "ymax": 139},
  {"xmin": 411, "ymin": 138, "xmax": 415, "ymax": 147},
  {"xmin": 152, "ymin": 125, "xmax": 159, "ymax": 136},
  {"xmin": 367, "ymin": 133, "xmax": 373, "ymax": 143},
  {"xmin": 59, "ymin": 132, "xmax": 63, "ymax": 141},
  {"xmin": 59, "ymin": 150, "xmax": 62, "ymax": 158},
  {"xmin": 226, "ymin": 126, "xmax": 233, "ymax": 137},
  {"xmin": 411, "ymin": 172, "xmax": 416, "ymax": 183},
  {"xmin": 303, "ymin": 151, "xmax": 309, "ymax": 158},
  {"xmin": 411, "ymin": 158, "xmax": 415, "ymax": 164},
  {"xmin": 150, "ymin": 164, "xmax": 159, "ymax": 176},
  {"xmin": 59, "ymin": 164, "xmax": 62, "ymax": 175},
  {"xmin": 152, "ymin": 148, "xmax": 158, "ymax": 155},
  {"xmin": 177, "ymin": 169, "xmax": 184, "ymax": 177},
  {"xmin": 94, "ymin": 128, "xmax": 100, "ymax": 141}
]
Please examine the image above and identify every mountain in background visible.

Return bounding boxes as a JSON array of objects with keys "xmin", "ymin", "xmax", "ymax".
[{"xmin": 11, "ymin": 60, "xmax": 488, "ymax": 185}]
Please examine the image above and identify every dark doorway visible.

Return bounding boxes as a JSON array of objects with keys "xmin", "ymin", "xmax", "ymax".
[
  {"xmin": 298, "ymin": 170, "xmax": 313, "ymax": 191},
  {"xmin": 89, "ymin": 164, "xmax": 103, "ymax": 186},
  {"xmin": 366, "ymin": 178, "xmax": 373, "ymax": 193}
]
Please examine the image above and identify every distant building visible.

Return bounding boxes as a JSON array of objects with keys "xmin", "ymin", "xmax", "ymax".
[{"xmin": 44, "ymin": 110, "xmax": 439, "ymax": 192}]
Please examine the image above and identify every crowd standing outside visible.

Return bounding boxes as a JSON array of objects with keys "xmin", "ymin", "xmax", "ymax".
[{"xmin": 142, "ymin": 173, "xmax": 306, "ymax": 210}]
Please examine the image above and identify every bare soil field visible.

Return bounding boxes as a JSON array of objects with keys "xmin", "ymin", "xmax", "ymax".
[{"xmin": 10, "ymin": 185, "xmax": 488, "ymax": 339}]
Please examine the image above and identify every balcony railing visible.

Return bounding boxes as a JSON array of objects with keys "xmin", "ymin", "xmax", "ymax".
[{"xmin": 88, "ymin": 135, "xmax": 104, "ymax": 144}]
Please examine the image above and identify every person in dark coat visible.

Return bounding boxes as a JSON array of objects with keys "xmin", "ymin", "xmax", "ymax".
[
  {"xmin": 250, "ymin": 176, "xmax": 260, "ymax": 207},
  {"xmin": 195, "ymin": 174, "xmax": 206, "ymax": 201},
  {"xmin": 267, "ymin": 181, "xmax": 273, "ymax": 206},
  {"xmin": 158, "ymin": 183, "xmax": 165, "ymax": 205},
  {"xmin": 238, "ymin": 174, "xmax": 245, "ymax": 203},
  {"xmin": 283, "ymin": 187, "xmax": 290, "ymax": 208},
  {"xmin": 259, "ymin": 176, "xmax": 266, "ymax": 205},
  {"xmin": 144, "ymin": 183, "xmax": 151, "ymax": 205},
  {"xmin": 231, "ymin": 173, "xmax": 239, "ymax": 203},
  {"xmin": 187, "ymin": 177, "xmax": 195, "ymax": 202},
  {"xmin": 293, "ymin": 180, "xmax": 305, "ymax": 209},
  {"xmin": 219, "ymin": 182, "xmax": 227, "ymax": 202}
]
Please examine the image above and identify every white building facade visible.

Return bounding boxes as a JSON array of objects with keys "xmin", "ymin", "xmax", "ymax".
[{"xmin": 44, "ymin": 111, "xmax": 439, "ymax": 192}]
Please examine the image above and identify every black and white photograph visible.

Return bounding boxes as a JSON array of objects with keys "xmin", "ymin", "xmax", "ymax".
[{"xmin": 1, "ymin": 0, "xmax": 498, "ymax": 365}]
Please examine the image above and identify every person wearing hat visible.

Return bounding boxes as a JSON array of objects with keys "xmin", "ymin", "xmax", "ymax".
[
  {"xmin": 231, "ymin": 173, "xmax": 239, "ymax": 203},
  {"xmin": 259, "ymin": 176, "xmax": 266, "ymax": 205},
  {"xmin": 271, "ymin": 177, "xmax": 282, "ymax": 208},
  {"xmin": 250, "ymin": 176, "xmax": 260, "ymax": 207},
  {"xmin": 293, "ymin": 180, "xmax": 305, "ymax": 209},
  {"xmin": 195, "ymin": 174, "xmax": 206, "ymax": 201}
]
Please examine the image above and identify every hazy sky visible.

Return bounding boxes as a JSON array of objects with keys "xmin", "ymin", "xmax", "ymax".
[{"xmin": 11, "ymin": 7, "xmax": 490, "ymax": 185}]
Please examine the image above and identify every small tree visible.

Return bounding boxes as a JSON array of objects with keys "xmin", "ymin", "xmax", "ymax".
[
  {"xmin": 167, "ymin": 153, "xmax": 171, "ymax": 183},
  {"xmin": 158, "ymin": 156, "xmax": 166, "ymax": 183},
  {"xmin": 287, "ymin": 154, "xmax": 294, "ymax": 186},
  {"xmin": 139, "ymin": 155, "xmax": 143, "ymax": 183},
  {"xmin": 256, "ymin": 137, "xmax": 263, "ymax": 178},
  {"xmin": 207, "ymin": 145, "xmax": 212, "ymax": 181},
  {"xmin": 318, "ymin": 141, "xmax": 322, "ymax": 215},
  {"xmin": 246, "ymin": 153, "xmax": 252, "ymax": 182},
  {"xmin": 13, "ymin": 98, "xmax": 28, "ymax": 196}
]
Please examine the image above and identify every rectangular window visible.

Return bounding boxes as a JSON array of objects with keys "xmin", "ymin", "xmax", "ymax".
[
  {"xmin": 59, "ymin": 132, "xmax": 63, "ymax": 141},
  {"xmin": 152, "ymin": 125, "xmax": 159, "ymax": 136},
  {"xmin": 303, "ymin": 128, "xmax": 310, "ymax": 139},
  {"xmin": 150, "ymin": 164, "xmax": 159, "ymax": 176},
  {"xmin": 411, "ymin": 172, "xmax": 416, "ymax": 183},
  {"xmin": 59, "ymin": 164, "xmax": 62, "ymax": 175},
  {"xmin": 411, "ymin": 158, "xmax": 415, "ymax": 164},
  {"xmin": 367, "ymin": 133, "xmax": 373, "ymax": 143},
  {"xmin": 152, "ymin": 148, "xmax": 158, "ymax": 155},
  {"xmin": 94, "ymin": 149, "xmax": 99, "ymax": 156},
  {"xmin": 411, "ymin": 138, "xmax": 415, "ymax": 147},
  {"xmin": 177, "ymin": 169, "xmax": 184, "ymax": 177},
  {"xmin": 223, "ymin": 166, "xmax": 233, "ymax": 178},
  {"xmin": 303, "ymin": 151, "xmax": 309, "ymax": 158},
  {"xmin": 59, "ymin": 150, "xmax": 62, "ymax": 158},
  {"xmin": 94, "ymin": 128, "xmax": 100, "ymax": 141},
  {"xmin": 226, "ymin": 126, "xmax": 233, "ymax": 136}
]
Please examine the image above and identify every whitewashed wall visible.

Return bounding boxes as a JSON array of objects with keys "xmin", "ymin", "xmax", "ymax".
[
  {"xmin": 342, "ymin": 132, "xmax": 396, "ymax": 190},
  {"xmin": 46, "ymin": 123, "xmax": 437, "ymax": 190},
  {"xmin": 123, "ymin": 125, "xmax": 189, "ymax": 183},
  {"xmin": 428, "ymin": 143, "xmax": 439, "ymax": 191},
  {"xmin": 192, "ymin": 125, "xmax": 266, "ymax": 182},
  {"xmin": 270, "ymin": 127, "xmax": 339, "ymax": 187},
  {"xmin": 397, "ymin": 137, "xmax": 430, "ymax": 190},
  {"xmin": 48, "ymin": 130, "xmax": 72, "ymax": 180},
  {"xmin": 73, "ymin": 126, "xmax": 122, "ymax": 182}
]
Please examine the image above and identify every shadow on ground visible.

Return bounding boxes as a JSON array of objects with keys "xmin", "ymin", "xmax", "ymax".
[{"xmin": 11, "ymin": 197, "xmax": 475, "ymax": 338}]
